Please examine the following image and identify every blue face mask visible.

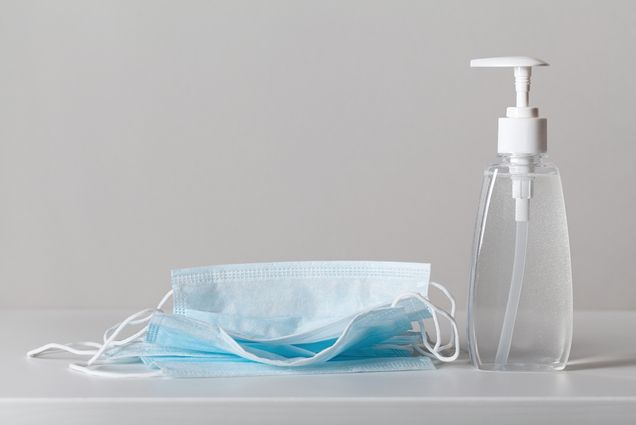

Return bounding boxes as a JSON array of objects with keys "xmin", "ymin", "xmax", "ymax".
[
  {"xmin": 28, "ymin": 261, "xmax": 459, "ymax": 378},
  {"xmin": 95, "ymin": 318, "xmax": 435, "ymax": 377}
]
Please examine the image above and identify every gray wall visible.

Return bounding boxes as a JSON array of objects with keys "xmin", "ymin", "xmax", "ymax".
[{"xmin": 1, "ymin": 0, "xmax": 634, "ymax": 309}]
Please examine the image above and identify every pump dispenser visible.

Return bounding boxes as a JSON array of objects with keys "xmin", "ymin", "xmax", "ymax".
[{"xmin": 467, "ymin": 57, "xmax": 572, "ymax": 371}]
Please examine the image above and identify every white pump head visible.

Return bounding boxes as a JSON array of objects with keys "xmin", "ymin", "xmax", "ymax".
[{"xmin": 471, "ymin": 56, "xmax": 549, "ymax": 155}]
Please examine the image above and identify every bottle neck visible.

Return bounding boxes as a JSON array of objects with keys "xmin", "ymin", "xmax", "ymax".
[{"xmin": 498, "ymin": 153, "xmax": 545, "ymax": 167}]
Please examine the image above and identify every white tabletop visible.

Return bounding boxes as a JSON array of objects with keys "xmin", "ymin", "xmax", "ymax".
[{"xmin": 1, "ymin": 309, "xmax": 635, "ymax": 424}]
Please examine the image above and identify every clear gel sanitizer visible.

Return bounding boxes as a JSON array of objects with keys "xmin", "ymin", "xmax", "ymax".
[{"xmin": 467, "ymin": 57, "xmax": 573, "ymax": 371}]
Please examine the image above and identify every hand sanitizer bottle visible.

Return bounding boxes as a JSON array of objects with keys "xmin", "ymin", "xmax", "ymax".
[{"xmin": 467, "ymin": 57, "xmax": 573, "ymax": 371}]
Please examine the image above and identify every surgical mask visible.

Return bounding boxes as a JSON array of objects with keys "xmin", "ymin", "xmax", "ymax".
[{"xmin": 28, "ymin": 261, "xmax": 459, "ymax": 378}]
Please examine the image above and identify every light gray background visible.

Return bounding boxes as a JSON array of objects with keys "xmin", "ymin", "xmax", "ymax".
[{"xmin": 1, "ymin": 0, "xmax": 634, "ymax": 309}]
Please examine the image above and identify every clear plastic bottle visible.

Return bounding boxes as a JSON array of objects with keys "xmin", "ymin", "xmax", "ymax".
[
  {"xmin": 467, "ymin": 153, "xmax": 572, "ymax": 371},
  {"xmin": 467, "ymin": 56, "xmax": 573, "ymax": 371}
]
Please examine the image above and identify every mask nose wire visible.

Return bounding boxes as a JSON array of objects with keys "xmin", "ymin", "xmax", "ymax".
[{"xmin": 26, "ymin": 289, "xmax": 173, "ymax": 359}]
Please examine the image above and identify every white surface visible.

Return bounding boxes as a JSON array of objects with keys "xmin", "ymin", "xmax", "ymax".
[{"xmin": 1, "ymin": 310, "xmax": 635, "ymax": 424}]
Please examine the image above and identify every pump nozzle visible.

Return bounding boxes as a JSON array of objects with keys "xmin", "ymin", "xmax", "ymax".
[
  {"xmin": 471, "ymin": 56, "xmax": 550, "ymax": 222},
  {"xmin": 471, "ymin": 56, "xmax": 548, "ymax": 155},
  {"xmin": 471, "ymin": 58, "xmax": 547, "ymax": 101}
]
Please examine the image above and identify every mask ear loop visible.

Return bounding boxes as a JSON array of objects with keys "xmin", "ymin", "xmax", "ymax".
[
  {"xmin": 417, "ymin": 301, "xmax": 459, "ymax": 362},
  {"xmin": 69, "ymin": 361, "xmax": 164, "ymax": 378},
  {"xmin": 26, "ymin": 290, "xmax": 173, "ymax": 360},
  {"xmin": 429, "ymin": 281, "xmax": 456, "ymax": 351},
  {"xmin": 101, "ymin": 289, "xmax": 174, "ymax": 345},
  {"xmin": 82, "ymin": 307, "xmax": 159, "ymax": 367},
  {"xmin": 26, "ymin": 341, "xmax": 102, "ymax": 357},
  {"xmin": 391, "ymin": 291, "xmax": 459, "ymax": 362},
  {"xmin": 77, "ymin": 290, "xmax": 173, "ymax": 372}
]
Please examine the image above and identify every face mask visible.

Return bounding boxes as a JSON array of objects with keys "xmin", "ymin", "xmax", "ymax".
[
  {"xmin": 93, "ymin": 326, "xmax": 433, "ymax": 378},
  {"xmin": 27, "ymin": 261, "xmax": 459, "ymax": 378},
  {"xmin": 136, "ymin": 301, "xmax": 423, "ymax": 365}
]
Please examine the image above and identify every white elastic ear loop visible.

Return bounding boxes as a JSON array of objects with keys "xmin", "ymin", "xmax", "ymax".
[
  {"xmin": 429, "ymin": 281, "xmax": 456, "ymax": 351},
  {"xmin": 102, "ymin": 289, "xmax": 174, "ymax": 344},
  {"xmin": 419, "ymin": 301, "xmax": 459, "ymax": 362},
  {"xmin": 26, "ymin": 341, "xmax": 102, "ymax": 358},
  {"xmin": 83, "ymin": 307, "xmax": 157, "ymax": 367},
  {"xmin": 74, "ymin": 290, "xmax": 173, "ymax": 375},
  {"xmin": 391, "ymin": 292, "xmax": 440, "ymax": 357},
  {"xmin": 391, "ymin": 281, "xmax": 456, "ymax": 356},
  {"xmin": 430, "ymin": 281, "xmax": 456, "ymax": 317},
  {"xmin": 391, "ymin": 292, "xmax": 459, "ymax": 362},
  {"xmin": 26, "ymin": 289, "xmax": 173, "ymax": 360},
  {"xmin": 85, "ymin": 290, "xmax": 173, "ymax": 364},
  {"xmin": 69, "ymin": 361, "xmax": 163, "ymax": 378}
]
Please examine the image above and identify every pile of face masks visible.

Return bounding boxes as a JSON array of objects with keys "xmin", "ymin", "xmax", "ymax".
[{"xmin": 28, "ymin": 261, "xmax": 459, "ymax": 378}]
